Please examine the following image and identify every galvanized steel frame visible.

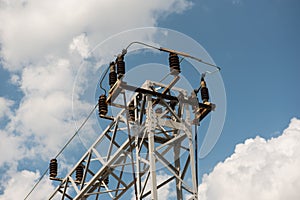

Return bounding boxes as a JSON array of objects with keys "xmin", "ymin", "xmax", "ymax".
[{"xmin": 49, "ymin": 77, "xmax": 212, "ymax": 200}]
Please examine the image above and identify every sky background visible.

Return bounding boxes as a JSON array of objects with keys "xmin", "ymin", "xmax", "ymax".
[
  {"xmin": 0, "ymin": 0, "xmax": 299, "ymax": 199},
  {"xmin": 158, "ymin": 0, "xmax": 300, "ymax": 178}
]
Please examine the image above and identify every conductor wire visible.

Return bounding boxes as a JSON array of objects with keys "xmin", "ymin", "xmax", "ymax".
[
  {"xmin": 100, "ymin": 65, "xmax": 110, "ymax": 95},
  {"xmin": 24, "ymin": 103, "xmax": 98, "ymax": 200},
  {"xmin": 123, "ymin": 41, "xmax": 221, "ymax": 71},
  {"xmin": 124, "ymin": 41, "xmax": 161, "ymax": 53}
]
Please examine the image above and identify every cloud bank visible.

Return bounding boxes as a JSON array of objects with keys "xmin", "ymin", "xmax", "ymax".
[
  {"xmin": 0, "ymin": 0, "xmax": 192, "ymax": 71},
  {"xmin": 199, "ymin": 118, "xmax": 300, "ymax": 200}
]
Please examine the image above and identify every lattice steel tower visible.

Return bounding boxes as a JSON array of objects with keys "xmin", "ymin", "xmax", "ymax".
[{"xmin": 48, "ymin": 43, "xmax": 216, "ymax": 200}]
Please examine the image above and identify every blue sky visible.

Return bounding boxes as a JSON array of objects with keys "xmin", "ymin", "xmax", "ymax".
[
  {"xmin": 157, "ymin": 0, "xmax": 300, "ymax": 176},
  {"xmin": 0, "ymin": 0, "xmax": 300, "ymax": 199}
]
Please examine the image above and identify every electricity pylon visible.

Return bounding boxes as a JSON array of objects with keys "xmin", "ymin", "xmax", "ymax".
[{"xmin": 48, "ymin": 47, "xmax": 215, "ymax": 200}]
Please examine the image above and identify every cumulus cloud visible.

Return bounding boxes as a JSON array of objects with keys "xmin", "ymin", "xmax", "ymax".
[
  {"xmin": 150, "ymin": 174, "xmax": 176, "ymax": 200},
  {"xmin": 0, "ymin": 97, "xmax": 14, "ymax": 119},
  {"xmin": 2, "ymin": 58, "xmax": 88, "ymax": 160},
  {"xmin": 69, "ymin": 33, "xmax": 90, "ymax": 59},
  {"xmin": 0, "ymin": 130, "xmax": 24, "ymax": 165},
  {"xmin": 0, "ymin": 169, "xmax": 54, "ymax": 200},
  {"xmin": 199, "ymin": 118, "xmax": 300, "ymax": 200},
  {"xmin": 0, "ymin": 0, "xmax": 192, "ymax": 71},
  {"xmin": 131, "ymin": 172, "xmax": 176, "ymax": 200}
]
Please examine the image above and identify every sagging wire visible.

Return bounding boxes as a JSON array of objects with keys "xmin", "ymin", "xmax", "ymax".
[
  {"xmin": 113, "ymin": 41, "xmax": 220, "ymax": 89},
  {"xmin": 99, "ymin": 65, "xmax": 110, "ymax": 95},
  {"xmin": 159, "ymin": 72, "xmax": 171, "ymax": 83},
  {"xmin": 203, "ymin": 67, "xmax": 220, "ymax": 76},
  {"xmin": 124, "ymin": 41, "xmax": 161, "ymax": 53},
  {"xmin": 122, "ymin": 41, "xmax": 221, "ymax": 71},
  {"xmin": 160, "ymin": 47, "xmax": 221, "ymax": 71},
  {"xmin": 24, "ymin": 103, "xmax": 98, "ymax": 200},
  {"xmin": 100, "ymin": 41, "xmax": 220, "ymax": 91}
]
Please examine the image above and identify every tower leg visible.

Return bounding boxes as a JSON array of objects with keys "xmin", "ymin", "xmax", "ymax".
[
  {"xmin": 174, "ymin": 141, "xmax": 183, "ymax": 200},
  {"xmin": 147, "ymin": 95, "xmax": 158, "ymax": 200},
  {"xmin": 188, "ymin": 129, "xmax": 198, "ymax": 200}
]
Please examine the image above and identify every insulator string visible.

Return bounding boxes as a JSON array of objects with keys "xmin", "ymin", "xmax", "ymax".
[{"xmin": 24, "ymin": 103, "xmax": 98, "ymax": 200}]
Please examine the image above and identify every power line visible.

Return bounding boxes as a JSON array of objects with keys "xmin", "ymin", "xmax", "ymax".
[{"xmin": 24, "ymin": 103, "xmax": 98, "ymax": 200}]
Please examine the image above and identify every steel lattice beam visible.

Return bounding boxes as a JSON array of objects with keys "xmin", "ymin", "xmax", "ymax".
[{"xmin": 48, "ymin": 77, "xmax": 213, "ymax": 200}]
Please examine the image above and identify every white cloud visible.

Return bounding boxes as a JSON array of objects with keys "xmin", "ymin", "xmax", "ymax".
[
  {"xmin": 69, "ymin": 33, "xmax": 90, "ymax": 59},
  {"xmin": 2, "ymin": 58, "xmax": 84, "ymax": 160},
  {"xmin": 0, "ymin": 0, "xmax": 192, "ymax": 71},
  {"xmin": 0, "ymin": 130, "xmax": 24, "ymax": 165},
  {"xmin": 199, "ymin": 118, "xmax": 300, "ymax": 200},
  {"xmin": 10, "ymin": 74, "xmax": 21, "ymax": 85},
  {"xmin": 0, "ymin": 169, "xmax": 55, "ymax": 200},
  {"xmin": 0, "ymin": 97, "xmax": 14, "ymax": 119},
  {"xmin": 155, "ymin": 173, "xmax": 176, "ymax": 200},
  {"xmin": 131, "ymin": 172, "xmax": 176, "ymax": 200}
]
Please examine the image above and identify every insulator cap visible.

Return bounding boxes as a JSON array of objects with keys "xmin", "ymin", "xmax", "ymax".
[
  {"xmin": 109, "ymin": 62, "xmax": 117, "ymax": 88},
  {"xmin": 169, "ymin": 53, "xmax": 180, "ymax": 75},
  {"xmin": 98, "ymin": 94, "xmax": 108, "ymax": 116},
  {"xmin": 103, "ymin": 176, "xmax": 109, "ymax": 185},
  {"xmin": 169, "ymin": 100, "xmax": 177, "ymax": 110},
  {"xmin": 200, "ymin": 78, "xmax": 209, "ymax": 102},
  {"xmin": 116, "ymin": 55, "xmax": 125, "ymax": 77},
  {"xmin": 201, "ymin": 87, "xmax": 209, "ymax": 102},
  {"xmin": 49, "ymin": 159, "xmax": 58, "ymax": 178},
  {"xmin": 128, "ymin": 101, "xmax": 135, "ymax": 121},
  {"xmin": 76, "ymin": 165, "xmax": 84, "ymax": 182},
  {"xmin": 200, "ymin": 77, "xmax": 206, "ymax": 87}
]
